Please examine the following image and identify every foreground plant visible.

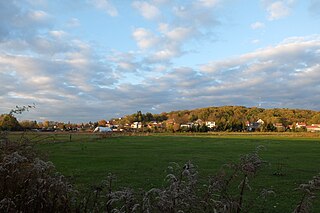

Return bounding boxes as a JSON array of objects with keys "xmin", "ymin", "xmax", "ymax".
[
  {"xmin": 0, "ymin": 132, "xmax": 76, "ymax": 213},
  {"xmin": 200, "ymin": 146, "xmax": 272, "ymax": 213},
  {"xmin": 293, "ymin": 173, "xmax": 320, "ymax": 213}
]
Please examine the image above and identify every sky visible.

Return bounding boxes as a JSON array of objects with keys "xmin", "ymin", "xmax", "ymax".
[{"xmin": 1, "ymin": 0, "xmax": 320, "ymax": 123}]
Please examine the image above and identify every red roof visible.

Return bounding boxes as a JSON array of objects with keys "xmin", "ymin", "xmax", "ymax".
[{"xmin": 306, "ymin": 126, "xmax": 319, "ymax": 129}]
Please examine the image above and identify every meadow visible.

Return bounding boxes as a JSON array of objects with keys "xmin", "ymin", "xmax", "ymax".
[{"xmin": 34, "ymin": 133, "xmax": 320, "ymax": 212}]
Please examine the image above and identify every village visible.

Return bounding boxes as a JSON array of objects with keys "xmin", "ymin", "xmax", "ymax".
[
  {"xmin": 92, "ymin": 118, "xmax": 320, "ymax": 133},
  {"xmin": 2, "ymin": 107, "xmax": 320, "ymax": 133}
]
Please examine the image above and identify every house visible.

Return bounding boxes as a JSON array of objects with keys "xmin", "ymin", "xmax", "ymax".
[
  {"xmin": 105, "ymin": 121, "xmax": 113, "ymax": 127},
  {"xmin": 147, "ymin": 121, "xmax": 163, "ymax": 129},
  {"xmin": 295, "ymin": 122, "xmax": 307, "ymax": 128},
  {"xmin": 180, "ymin": 122, "xmax": 193, "ymax": 129},
  {"xmin": 273, "ymin": 123, "xmax": 284, "ymax": 128},
  {"xmin": 306, "ymin": 124, "xmax": 320, "ymax": 132},
  {"xmin": 256, "ymin": 119, "xmax": 264, "ymax": 125},
  {"xmin": 247, "ymin": 119, "xmax": 264, "ymax": 131},
  {"xmin": 289, "ymin": 122, "xmax": 307, "ymax": 131},
  {"xmin": 273, "ymin": 123, "xmax": 285, "ymax": 131},
  {"xmin": 131, "ymin": 122, "xmax": 142, "ymax": 129},
  {"xmin": 123, "ymin": 123, "xmax": 131, "ymax": 129},
  {"xmin": 165, "ymin": 119, "xmax": 175, "ymax": 126},
  {"xmin": 205, "ymin": 121, "xmax": 216, "ymax": 129},
  {"xmin": 194, "ymin": 119, "xmax": 204, "ymax": 126},
  {"xmin": 112, "ymin": 127, "xmax": 123, "ymax": 132}
]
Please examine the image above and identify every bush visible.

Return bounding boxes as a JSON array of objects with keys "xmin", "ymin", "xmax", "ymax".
[{"xmin": 0, "ymin": 132, "xmax": 76, "ymax": 213}]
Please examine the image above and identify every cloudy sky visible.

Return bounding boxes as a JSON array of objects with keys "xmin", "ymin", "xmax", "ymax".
[{"xmin": 1, "ymin": 0, "xmax": 320, "ymax": 122}]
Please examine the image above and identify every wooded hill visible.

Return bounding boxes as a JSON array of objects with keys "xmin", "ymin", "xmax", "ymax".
[{"xmin": 116, "ymin": 106, "xmax": 320, "ymax": 131}]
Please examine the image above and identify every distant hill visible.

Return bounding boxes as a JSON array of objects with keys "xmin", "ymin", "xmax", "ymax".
[{"xmin": 116, "ymin": 106, "xmax": 320, "ymax": 131}]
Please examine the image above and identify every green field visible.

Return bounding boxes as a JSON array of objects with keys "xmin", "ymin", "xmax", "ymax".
[{"xmin": 36, "ymin": 134, "xmax": 320, "ymax": 212}]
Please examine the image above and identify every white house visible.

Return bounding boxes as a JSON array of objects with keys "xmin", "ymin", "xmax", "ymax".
[
  {"xmin": 205, "ymin": 121, "xmax": 216, "ymax": 128},
  {"xmin": 180, "ymin": 122, "xmax": 193, "ymax": 129},
  {"xmin": 131, "ymin": 122, "xmax": 142, "ymax": 129},
  {"xmin": 247, "ymin": 119, "xmax": 264, "ymax": 131},
  {"xmin": 306, "ymin": 124, "xmax": 320, "ymax": 132},
  {"xmin": 295, "ymin": 122, "xmax": 307, "ymax": 128},
  {"xmin": 256, "ymin": 119, "xmax": 264, "ymax": 125}
]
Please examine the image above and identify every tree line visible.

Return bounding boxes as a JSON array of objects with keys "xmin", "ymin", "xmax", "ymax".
[
  {"xmin": 113, "ymin": 106, "xmax": 320, "ymax": 132},
  {"xmin": 1, "ymin": 106, "xmax": 320, "ymax": 132}
]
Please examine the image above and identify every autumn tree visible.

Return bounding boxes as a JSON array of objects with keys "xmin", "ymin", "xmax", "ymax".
[
  {"xmin": 19, "ymin": 120, "xmax": 39, "ymax": 130},
  {"xmin": 153, "ymin": 113, "xmax": 168, "ymax": 122},
  {"xmin": 57, "ymin": 122, "xmax": 66, "ymax": 130},
  {"xmin": 189, "ymin": 114, "xmax": 198, "ymax": 122},
  {"xmin": 134, "ymin": 111, "xmax": 144, "ymax": 122},
  {"xmin": 144, "ymin": 112, "xmax": 154, "ymax": 122},
  {"xmin": 43, "ymin": 120, "xmax": 50, "ymax": 128},
  {"xmin": 98, "ymin": 119, "xmax": 107, "ymax": 126},
  {"xmin": 309, "ymin": 113, "xmax": 320, "ymax": 124},
  {"xmin": 0, "ymin": 114, "xmax": 22, "ymax": 131}
]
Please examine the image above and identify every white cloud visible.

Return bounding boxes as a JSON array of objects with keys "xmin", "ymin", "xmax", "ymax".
[
  {"xmin": 132, "ymin": 1, "xmax": 161, "ymax": 20},
  {"xmin": 132, "ymin": 28, "xmax": 160, "ymax": 49},
  {"xmin": 158, "ymin": 23, "xmax": 169, "ymax": 33},
  {"xmin": 129, "ymin": 0, "xmax": 221, "ymax": 66},
  {"xmin": 89, "ymin": 0, "xmax": 118, "ymax": 16},
  {"xmin": 0, "ymin": 1, "xmax": 53, "ymax": 40},
  {"xmin": 107, "ymin": 51, "xmax": 141, "ymax": 73},
  {"xmin": 197, "ymin": 0, "xmax": 220, "ymax": 8},
  {"xmin": 251, "ymin": 21, "xmax": 265, "ymax": 30},
  {"xmin": 27, "ymin": 10, "xmax": 50, "ymax": 22},
  {"xmin": 196, "ymin": 36, "xmax": 320, "ymax": 108},
  {"xmin": 49, "ymin": 30, "xmax": 67, "ymax": 39},
  {"xmin": 152, "ymin": 49, "xmax": 178, "ymax": 61},
  {"xmin": 30, "ymin": 76, "xmax": 52, "ymax": 85},
  {"xmin": 267, "ymin": 2, "xmax": 290, "ymax": 20},
  {"xmin": 132, "ymin": 25, "xmax": 192, "ymax": 60},
  {"xmin": 200, "ymin": 36, "xmax": 320, "ymax": 74},
  {"xmin": 152, "ymin": 0, "xmax": 169, "ymax": 4},
  {"xmin": 251, "ymin": 39, "xmax": 260, "ymax": 44},
  {"xmin": 67, "ymin": 18, "xmax": 80, "ymax": 28},
  {"xmin": 165, "ymin": 27, "xmax": 193, "ymax": 41},
  {"xmin": 262, "ymin": 0, "xmax": 295, "ymax": 20},
  {"xmin": 3, "ymin": 35, "xmax": 320, "ymax": 121}
]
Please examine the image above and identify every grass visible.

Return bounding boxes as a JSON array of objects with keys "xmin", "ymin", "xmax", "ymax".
[{"xmin": 34, "ymin": 134, "xmax": 320, "ymax": 212}]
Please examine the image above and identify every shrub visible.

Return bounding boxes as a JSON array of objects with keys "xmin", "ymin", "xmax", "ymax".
[{"xmin": 0, "ymin": 132, "xmax": 76, "ymax": 213}]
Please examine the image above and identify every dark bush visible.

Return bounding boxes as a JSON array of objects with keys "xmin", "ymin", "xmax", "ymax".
[{"xmin": 0, "ymin": 133, "xmax": 76, "ymax": 213}]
